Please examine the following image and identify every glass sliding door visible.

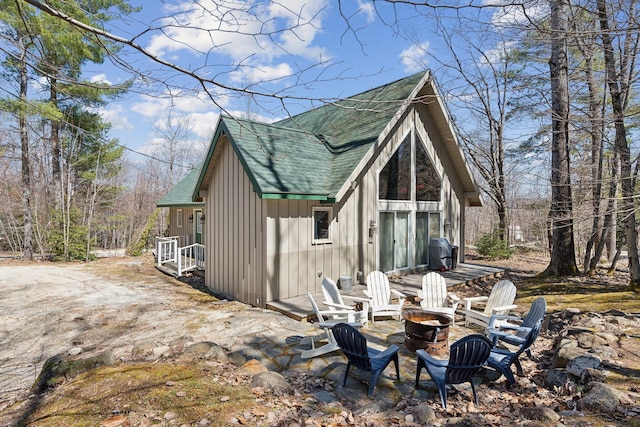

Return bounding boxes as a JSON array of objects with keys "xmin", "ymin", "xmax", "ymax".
[
  {"xmin": 415, "ymin": 212, "xmax": 430, "ymax": 266},
  {"xmin": 379, "ymin": 212, "xmax": 395, "ymax": 272},
  {"xmin": 379, "ymin": 211, "xmax": 409, "ymax": 272},
  {"xmin": 395, "ymin": 212, "xmax": 409, "ymax": 269}
]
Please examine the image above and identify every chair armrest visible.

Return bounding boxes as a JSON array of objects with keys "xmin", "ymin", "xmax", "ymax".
[
  {"xmin": 464, "ymin": 296, "xmax": 488, "ymax": 310},
  {"xmin": 323, "ymin": 301, "xmax": 356, "ymax": 311},
  {"xmin": 490, "ymin": 304, "xmax": 518, "ymax": 314},
  {"xmin": 363, "ymin": 290, "xmax": 373, "ymax": 299},
  {"xmin": 343, "ymin": 295, "xmax": 371, "ymax": 304},
  {"xmin": 318, "ymin": 308, "xmax": 361, "ymax": 317},
  {"xmin": 447, "ymin": 293, "xmax": 460, "ymax": 303},
  {"xmin": 416, "ymin": 290, "xmax": 426, "ymax": 299},
  {"xmin": 487, "ymin": 314, "xmax": 523, "ymax": 329},
  {"xmin": 391, "ymin": 289, "xmax": 406, "ymax": 298},
  {"xmin": 416, "ymin": 349, "xmax": 448, "ymax": 367},
  {"xmin": 319, "ymin": 319, "xmax": 362, "ymax": 328},
  {"xmin": 370, "ymin": 344, "xmax": 400, "ymax": 361}
]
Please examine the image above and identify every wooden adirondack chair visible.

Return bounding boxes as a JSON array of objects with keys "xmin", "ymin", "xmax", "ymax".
[
  {"xmin": 332, "ymin": 322, "xmax": 400, "ymax": 396},
  {"xmin": 300, "ymin": 293, "xmax": 361, "ymax": 359},
  {"xmin": 415, "ymin": 334, "xmax": 493, "ymax": 408},
  {"xmin": 321, "ymin": 277, "xmax": 369, "ymax": 327},
  {"xmin": 417, "ymin": 272, "xmax": 459, "ymax": 325},
  {"xmin": 486, "ymin": 320, "xmax": 543, "ymax": 387},
  {"xmin": 463, "ymin": 280, "xmax": 517, "ymax": 329},
  {"xmin": 363, "ymin": 271, "xmax": 406, "ymax": 323},
  {"xmin": 487, "ymin": 297, "xmax": 546, "ymax": 357}
]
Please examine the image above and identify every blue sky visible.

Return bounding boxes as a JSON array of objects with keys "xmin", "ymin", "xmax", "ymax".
[{"xmin": 88, "ymin": 0, "xmax": 437, "ymax": 168}]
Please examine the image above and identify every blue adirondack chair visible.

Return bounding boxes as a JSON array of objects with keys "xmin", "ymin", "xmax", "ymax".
[
  {"xmin": 415, "ymin": 334, "xmax": 493, "ymax": 409},
  {"xmin": 487, "ymin": 297, "xmax": 546, "ymax": 358},
  {"xmin": 486, "ymin": 319, "xmax": 543, "ymax": 387},
  {"xmin": 331, "ymin": 322, "xmax": 400, "ymax": 396}
]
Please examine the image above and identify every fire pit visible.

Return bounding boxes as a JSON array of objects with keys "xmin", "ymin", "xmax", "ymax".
[{"xmin": 403, "ymin": 309, "xmax": 451, "ymax": 356}]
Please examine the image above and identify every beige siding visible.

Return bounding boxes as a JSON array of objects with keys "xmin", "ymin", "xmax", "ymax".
[
  {"xmin": 205, "ymin": 137, "xmax": 266, "ymax": 306},
  {"xmin": 166, "ymin": 206, "xmax": 203, "ymax": 246}
]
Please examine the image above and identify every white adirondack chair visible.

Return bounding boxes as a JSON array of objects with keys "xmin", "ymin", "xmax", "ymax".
[
  {"xmin": 321, "ymin": 277, "xmax": 370, "ymax": 327},
  {"xmin": 300, "ymin": 293, "xmax": 362, "ymax": 359},
  {"xmin": 463, "ymin": 280, "xmax": 517, "ymax": 329},
  {"xmin": 363, "ymin": 271, "xmax": 406, "ymax": 323},
  {"xmin": 417, "ymin": 272, "xmax": 459, "ymax": 325}
]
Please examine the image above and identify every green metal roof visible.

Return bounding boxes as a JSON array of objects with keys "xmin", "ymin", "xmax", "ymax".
[
  {"xmin": 207, "ymin": 72, "xmax": 426, "ymax": 200},
  {"xmin": 157, "ymin": 167, "xmax": 205, "ymax": 207}
]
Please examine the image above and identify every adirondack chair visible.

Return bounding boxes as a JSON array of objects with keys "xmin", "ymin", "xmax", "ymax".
[
  {"xmin": 463, "ymin": 280, "xmax": 517, "ymax": 329},
  {"xmin": 300, "ymin": 293, "xmax": 361, "ymax": 359},
  {"xmin": 417, "ymin": 272, "xmax": 459, "ymax": 325},
  {"xmin": 486, "ymin": 320, "xmax": 543, "ymax": 387},
  {"xmin": 415, "ymin": 334, "xmax": 493, "ymax": 408},
  {"xmin": 487, "ymin": 297, "xmax": 546, "ymax": 357},
  {"xmin": 321, "ymin": 277, "xmax": 370, "ymax": 327},
  {"xmin": 363, "ymin": 271, "xmax": 406, "ymax": 323},
  {"xmin": 332, "ymin": 322, "xmax": 400, "ymax": 396}
]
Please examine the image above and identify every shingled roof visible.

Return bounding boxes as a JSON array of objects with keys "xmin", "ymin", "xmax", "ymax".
[
  {"xmin": 157, "ymin": 167, "xmax": 204, "ymax": 207},
  {"xmin": 195, "ymin": 71, "xmax": 481, "ymax": 205}
]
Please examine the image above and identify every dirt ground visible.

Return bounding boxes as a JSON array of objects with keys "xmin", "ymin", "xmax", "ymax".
[{"xmin": 0, "ymin": 255, "xmax": 253, "ymax": 412}]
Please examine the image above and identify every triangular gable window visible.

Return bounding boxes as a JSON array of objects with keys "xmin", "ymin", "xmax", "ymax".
[
  {"xmin": 379, "ymin": 134, "xmax": 411, "ymax": 200},
  {"xmin": 416, "ymin": 137, "xmax": 441, "ymax": 201},
  {"xmin": 378, "ymin": 134, "xmax": 441, "ymax": 201}
]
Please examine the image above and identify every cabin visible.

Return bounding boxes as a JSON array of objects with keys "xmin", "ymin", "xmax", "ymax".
[
  {"xmin": 156, "ymin": 167, "xmax": 206, "ymax": 276},
  {"xmin": 191, "ymin": 70, "xmax": 482, "ymax": 308}
]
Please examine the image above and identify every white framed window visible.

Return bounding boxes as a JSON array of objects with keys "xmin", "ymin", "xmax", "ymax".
[
  {"xmin": 312, "ymin": 207, "xmax": 332, "ymax": 244},
  {"xmin": 177, "ymin": 209, "xmax": 183, "ymax": 228}
]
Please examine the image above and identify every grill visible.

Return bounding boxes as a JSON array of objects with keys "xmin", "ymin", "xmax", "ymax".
[{"xmin": 403, "ymin": 310, "xmax": 451, "ymax": 356}]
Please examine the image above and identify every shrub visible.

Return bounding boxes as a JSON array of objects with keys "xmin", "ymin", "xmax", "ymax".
[{"xmin": 476, "ymin": 232, "xmax": 514, "ymax": 259}]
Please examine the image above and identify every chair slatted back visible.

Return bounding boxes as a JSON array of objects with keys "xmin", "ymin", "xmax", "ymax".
[
  {"xmin": 421, "ymin": 272, "xmax": 448, "ymax": 308},
  {"xmin": 445, "ymin": 334, "xmax": 493, "ymax": 385},
  {"xmin": 484, "ymin": 280, "xmax": 517, "ymax": 315},
  {"xmin": 308, "ymin": 293, "xmax": 325, "ymax": 322},
  {"xmin": 332, "ymin": 322, "xmax": 372, "ymax": 371},
  {"xmin": 521, "ymin": 298, "xmax": 547, "ymax": 330},
  {"xmin": 321, "ymin": 278, "xmax": 344, "ymax": 308},
  {"xmin": 366, "ymin": 271, "xmax": 391, "ymax": 307}
]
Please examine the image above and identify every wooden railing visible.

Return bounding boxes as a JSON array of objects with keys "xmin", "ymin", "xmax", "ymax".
[
  {"xmin": 155, "ymin": 236, "xmax": 204, "ymax": 277},
  {"xmin": 177, "ymin": 243, "xmax": 205, "ymax": 276}
]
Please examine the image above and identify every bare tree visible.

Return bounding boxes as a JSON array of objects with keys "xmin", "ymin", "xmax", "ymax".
[
  {"xmin": 596, "ymin": 0, "xmax": 640, "ymax": 290},
  {"xmin": 545, "ymin": 0, "xmax": 578, "ymax": 276}
]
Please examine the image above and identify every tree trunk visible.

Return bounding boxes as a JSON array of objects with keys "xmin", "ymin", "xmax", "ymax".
[
  {"xmin": 544, "ymin": 0, "xmax": 578, "ymax": 276},
  {"xmin": 597, "ymin": 0, "xmax": 640, "ymax": 291},
  {"xmin": 19, "ymin": 46, "xmax": 33, "ymax": 260},
  {"xmin": 582, "ymin": 56, "xmax": 606, "ymax": 274}
]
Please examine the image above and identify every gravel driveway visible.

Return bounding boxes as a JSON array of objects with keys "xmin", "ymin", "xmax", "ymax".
[{"xmin": 0, "ymin": 258, "xmax": 304, "ymax": 411}]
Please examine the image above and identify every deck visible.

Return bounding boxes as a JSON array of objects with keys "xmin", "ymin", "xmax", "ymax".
[{"xmin": 266, "ymin": 262, "xmax": 507, "ymax": 321}]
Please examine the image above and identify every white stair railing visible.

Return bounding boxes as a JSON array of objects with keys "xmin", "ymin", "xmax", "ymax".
[
  {"xmin": 156, "ymin": 236, "xmax": 178, "ymax": 267},
  {"xmin": 177, "ymin": 243, "xmax": 205, "ymax": 276}
]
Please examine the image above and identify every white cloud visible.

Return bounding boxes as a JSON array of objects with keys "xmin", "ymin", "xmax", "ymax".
[
  {"xmin": 480, "ymin": 40, "xmax": 517, "ymax": 66},
  {"xmin": 89, "ymin": 74, "xmax": 112, "ymax": 85},
  {"xmin": 399, "ymin": 42, "xmax": 429, "ymax": 73},
  {"xmin": 357, "ymin": 0, "xmax": 376, "ymax": 23},
  {"xmin": 146, "ymin": 0, "xmax": 329, "ymax": 70},
  {"xmin": 228, "ymin": 63, "xmax": 294, "ymax": 84},
  {"xmin": 99, "ymin": 105, "xmax": 135, "ymax": 131},
  {"xmin": 489, "ymin": 0, "xmax": 548, "ymax": 29},
  {"xmin": 131, "ymin": 91, "xmax": 218, "ymax": 119}
]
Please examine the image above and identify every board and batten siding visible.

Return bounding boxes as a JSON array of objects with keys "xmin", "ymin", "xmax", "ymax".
[
  {"xmin": 166, "ymin": 206, "xmax": 202, "ymax": 246},
  {"xmin": 205, "ymin": 137, "xmax": 266, "ymax": 307},
  {"xmin": 264, "ymin": 188, "xmax": 378, "ymax": 301}
]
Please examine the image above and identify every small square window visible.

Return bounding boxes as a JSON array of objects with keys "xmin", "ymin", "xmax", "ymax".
[{"xmin": 312, "ymin": 207, "xmax": 332, "ymax": 244}]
